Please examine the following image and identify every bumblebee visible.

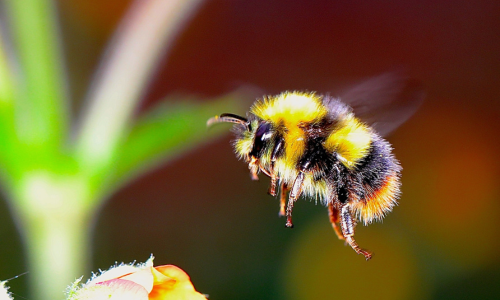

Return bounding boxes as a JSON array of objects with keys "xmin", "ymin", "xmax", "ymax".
[{"xmin": 208, "ymin": 74, "xmax": 422, "ymax": 260}]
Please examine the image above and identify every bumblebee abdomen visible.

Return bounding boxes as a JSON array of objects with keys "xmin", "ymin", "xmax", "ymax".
[
  {"xmin": 324, "ymin": 115, "xmax": 372, "ymax": 169},
  {"xmin": 350, "ymin": 135, "xmax": 401, "ymax": 224}
]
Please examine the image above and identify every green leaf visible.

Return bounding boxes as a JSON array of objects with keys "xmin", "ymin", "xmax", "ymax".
[{"xmin": 104, "ymin": 92, "xmax": 248, "ymax": 194}]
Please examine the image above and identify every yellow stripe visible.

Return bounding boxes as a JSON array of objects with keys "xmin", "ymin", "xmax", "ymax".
[{"xmin": 324, "ymin": 116, "xmax": 372, "ymax": 168}]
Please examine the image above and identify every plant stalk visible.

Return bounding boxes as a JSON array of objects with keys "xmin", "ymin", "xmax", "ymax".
[{"xmin": 13, "ymin": 172, "xmax": 92, "ymax": 300}]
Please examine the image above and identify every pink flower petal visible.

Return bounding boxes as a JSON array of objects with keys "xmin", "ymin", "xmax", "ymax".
[{"xmin": 76, "ymin": 278, "xmax": 149, "ymax": 300}]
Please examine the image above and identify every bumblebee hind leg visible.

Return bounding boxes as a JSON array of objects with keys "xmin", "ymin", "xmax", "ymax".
[
  {"xmin": 328, "ymin": 202, "xmax": 344, "ymax": 240},
  {"xmin": 339, "ymin": 204, "xmax": 372, "ymax": 260}
]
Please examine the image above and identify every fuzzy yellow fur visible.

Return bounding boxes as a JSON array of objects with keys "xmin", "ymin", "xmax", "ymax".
[
  {"xmin": 324, "ymin": 116, "xmax": 372, "ymax": 169},
  {"xmin": 235, "ymin": 120, "xmax": 258, "ymax": 158},
  {"xmin": 251, "ymin": 92, "xmax": 327, "ymax": 165}
]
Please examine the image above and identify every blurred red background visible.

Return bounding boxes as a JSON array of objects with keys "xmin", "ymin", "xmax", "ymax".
[{"xmin": 1, "ymin": 0, "xmax": 499, "ymax": 299}]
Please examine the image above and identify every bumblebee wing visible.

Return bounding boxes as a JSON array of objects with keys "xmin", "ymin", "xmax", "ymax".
[{"xmin": 338, "ymin": 73, "xmax": 425, "ymax": 137}]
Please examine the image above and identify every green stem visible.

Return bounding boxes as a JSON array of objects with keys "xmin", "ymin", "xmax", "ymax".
[
  {"xmin": 4, "ymin": 0, "xmax": 67, "ymax": 149},
  {"xmin": 0, "ymin": 31, "xmax": 17, "ymax": 178},
  {"xmin": 13, "ymin": 171, "xmax": 92, "ymax": 300},
  {"xmin": 0, "ymin": 30, "xmax": 14, "ymax": 104},
  {"xmin": 74, "ymin": 0, "xmax": 203, "ymax": 188}
]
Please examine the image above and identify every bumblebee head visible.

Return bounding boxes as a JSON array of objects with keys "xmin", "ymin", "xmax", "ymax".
[{"xmin": 207, "ymin": 113, "xmax": 273, "ymax": 179}]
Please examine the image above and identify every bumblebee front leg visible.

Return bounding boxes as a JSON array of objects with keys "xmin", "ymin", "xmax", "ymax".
[
  {"xmin": 340, "ymin": 204, "xmax": 372, "ymax": 260},
  {"xmin": 286, "ymin": 172, "xmax": 305, "ymax": 228},
  {"xmin": 268, "ymin": 138, "xmax": 284, "ymax": 196},
  {"xmin": 268, "ymin": 162, "xmax": 278, "ymax": 196},
  {"xmin": 248, "ymin": 156, "xmax": 260, "ymax": 180},
  {"xmin": 328, "ymin": 202, "xmax": 344, "ymax": 240}
]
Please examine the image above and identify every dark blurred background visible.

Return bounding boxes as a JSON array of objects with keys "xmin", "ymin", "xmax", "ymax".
[{"xmin": 1, "ymin": 0, "xmax": 500, "ymax": 299}]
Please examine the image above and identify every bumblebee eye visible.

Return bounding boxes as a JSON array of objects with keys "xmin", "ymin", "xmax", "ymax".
[{"xmin": 250, "ymin": 122, "xmax": 272, "ymax": 158}]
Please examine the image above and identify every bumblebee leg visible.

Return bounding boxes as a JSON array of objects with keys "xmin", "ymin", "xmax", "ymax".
[
  {"xmin": 279, "ymin": 182, "xmax": 289, "ymax": 217},
  {"xmin": 286, "ymin": 172, "xmax": 305, "ymax": 228},
  {"xmin": 328, "ymin": 202, "xmax": 344, "ymax": 240},
  {"xmin": 340, "ymin": 204, "xmax": 372, "ymax": 260},
  {"xmin": 268, "ymin": 163, "xmax": 278, "ymax": 196},
  {"xmin": 248, "ymin": 157, "xmax": 259, "ymax": 180},
  {"xmin": 268, "ymin": 138, "xmax": 284, "ymax": 196}
]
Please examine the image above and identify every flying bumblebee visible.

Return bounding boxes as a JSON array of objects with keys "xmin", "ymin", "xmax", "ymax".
[{"xmin": 207, "ymin": 74, "xmax": 422, "ymax": 260}]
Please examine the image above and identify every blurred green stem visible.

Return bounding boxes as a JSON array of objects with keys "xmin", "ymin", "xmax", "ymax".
[
  {"xmin": 13, "ymin": 172, "xmax": 91, "ymax": 300},
  {"xmin": 3, "ymin": 0, "xmax": 72, "ymax": 299},
  {"xmin": 0, "ymin": 0, "xmax": 248, "ymax": 298},
  {"xmin": 2, "ymin": 0, "xmax": 208, "ymax": 299},
  {"xmin": 0, "ymin": 32, "xmax": 17, "ymax": 179},
  {"xmin": 75, "ymin": 0, "xmax": 203, "ymax": 192},
  {"xmin": 5, "ymin": 0, "xmax": 67, "ymax": 149}
]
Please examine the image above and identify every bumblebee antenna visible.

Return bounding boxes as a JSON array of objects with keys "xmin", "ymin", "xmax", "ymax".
[{"xmin": 207, "ymin": 113, "xmax": 250, "ymax": 130}]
